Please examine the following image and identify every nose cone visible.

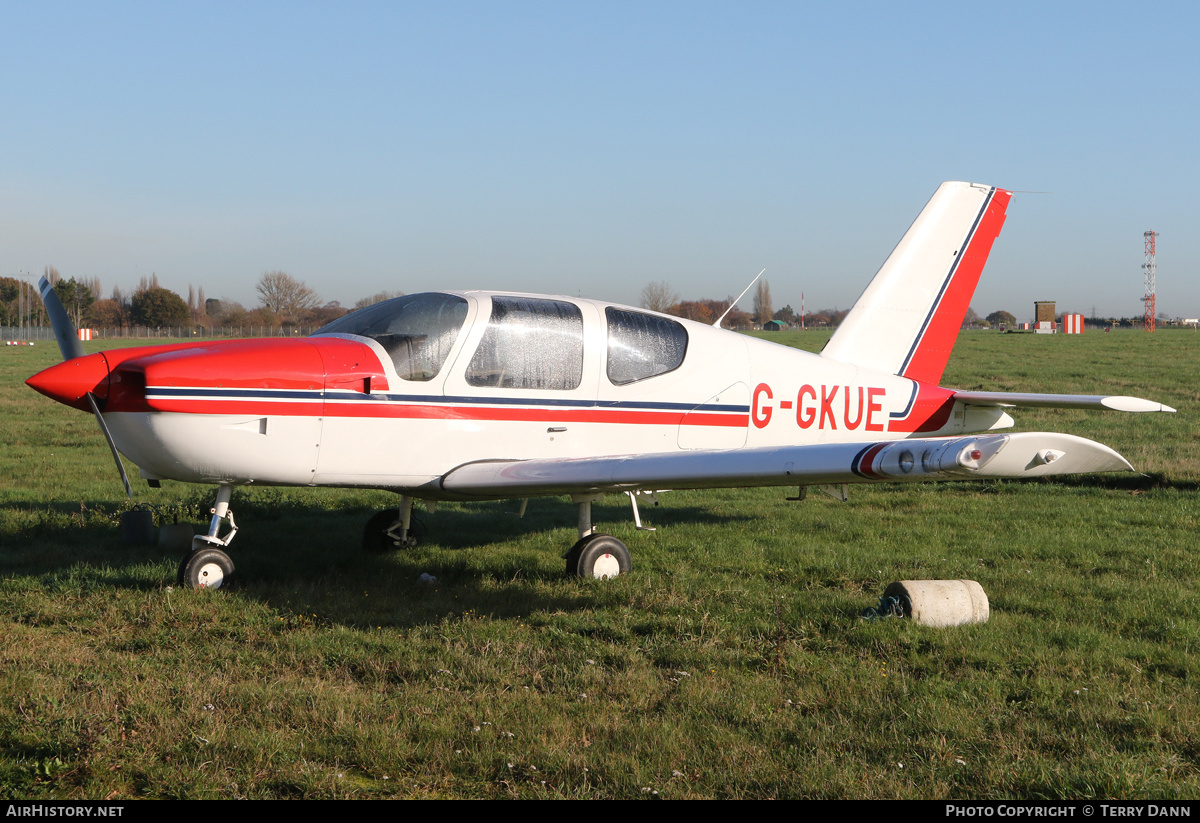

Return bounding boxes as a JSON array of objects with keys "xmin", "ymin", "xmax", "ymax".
[{"xmin": 26, "ymin": 352, "xmax": 112, "ymax": 411}]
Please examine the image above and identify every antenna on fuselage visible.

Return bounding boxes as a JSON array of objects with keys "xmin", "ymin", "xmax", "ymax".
[{"xmin": 713, "ymin": 268, "xmax": 765, "ymax": 328}]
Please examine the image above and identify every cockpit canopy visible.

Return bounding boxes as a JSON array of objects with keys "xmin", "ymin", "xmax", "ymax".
[{"xmin": 316, "ymin": 292, "xmax": 689, "ymax": 388}]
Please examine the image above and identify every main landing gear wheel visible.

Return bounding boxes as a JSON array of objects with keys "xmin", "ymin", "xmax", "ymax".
[
  {"xmin": 564, "ymin": 533, "xmax": 631, "ymax": 580},
  {"xmin": 178, "ymin": 547, "xmax": 236, "ymax": 590},
  {"xmin": 362, "ymin": 509, "xmax": 425, "ymax": 552}
]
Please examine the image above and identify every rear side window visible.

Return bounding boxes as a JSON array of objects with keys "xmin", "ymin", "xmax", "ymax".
[
  {"xmin": 606, "ymin": 307, "xmax": 688, "ymax": 385},
  {"xmin": 314, "ymin": 293, "xmax": 468, "ymax": 381},
  {"xmin": 466, "ymin": 297, "xmax": 584, "ymax": 390}
]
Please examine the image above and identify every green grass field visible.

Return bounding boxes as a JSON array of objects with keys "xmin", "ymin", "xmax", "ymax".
[{"xmin": 1, "ymin": 329, "xmax": 1197, "ymax": 799}]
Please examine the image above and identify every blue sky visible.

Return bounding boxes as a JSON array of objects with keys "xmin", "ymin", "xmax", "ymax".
[{"xmin": 3, "ymin": 1, "xmax": 1197, "ymax": 320}]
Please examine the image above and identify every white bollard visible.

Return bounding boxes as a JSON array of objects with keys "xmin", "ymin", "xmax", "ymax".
[{"xmin": 882, "ymin": 580, "xmax": 989, "ymax": 627}]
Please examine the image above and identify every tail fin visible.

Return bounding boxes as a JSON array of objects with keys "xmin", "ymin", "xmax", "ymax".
[{"xmin": 820, "ymin": 182, "xmax": 1011, "ymax": 384}]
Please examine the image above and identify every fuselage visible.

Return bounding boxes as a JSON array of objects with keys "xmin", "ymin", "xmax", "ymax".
[{"xmin": 28, "ymin": 291, "xmax": 1011, "ymax": 499}]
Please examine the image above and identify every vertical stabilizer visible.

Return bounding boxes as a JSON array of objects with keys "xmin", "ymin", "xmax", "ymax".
[{"xmin": 821, "ymin": 182, "xmax": 1010, "ymax": 384}]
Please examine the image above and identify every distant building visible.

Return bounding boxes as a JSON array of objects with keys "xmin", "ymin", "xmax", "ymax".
[
  {"xmin": 1034, "ymin": 301, "xmax": 1057, "ymax": 334},
  {"xmin": 763, "ymin": 320, "xmax": 786, "ymax": 332}
]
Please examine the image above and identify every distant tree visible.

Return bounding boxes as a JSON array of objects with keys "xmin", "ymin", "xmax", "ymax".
[
  {"xmin": 963, "ymin": 306, "xmax": 980, "ymax": 328},
  {"xmin": 805, "ymin": 307, "xmax": 849, "ymax": 328},
  {"xmin": 247, "ymin": 307, "xmax": 281, "ymax": 330},
  {"xmin": 304, "ymin": 301, "xmax": 350, "ymax": 327},
  {"xmin": 354, "ymin": 290, "xmax": 405, "ymax": 310},
  {"xmin": 752, "ymin": 279, "xmax": 773, "ymax": 326},
  {"xmin": 773, "ymin": 304, "xmax": 798, "ymax": 325},
  {"xmin": 722, "ymin": 305, "xmax": 752, "ymax": 330},
  {"xmin": 987, "ymin": 310, "xmax": 1017, "ymax": 327},
  {"xmin": 0, "ymin": 276, "xmax": 22, "ymax": 325},
  {"xmin": 256, "ymin": 271, "xmax": 319, "ymax": 322},
  {"xmin": 0, "ymin": 277, "xmax": 19, "ymax": 303},
  {"xmin": 671, "ymin": 300, "xmax": 713, "ymax": 324},
  {"xmin": 640, "ymin": 281, "xmax": 679, "ymax": 314},
  {"xmin": 130, "ymin": 287, "xmax": 189, "ymax": 328},
  {"xmin": 52, "ymin": 277, "xmax": 95, "ymax": 329},
  {"xmin": 213, "ymin": 300, "xmax": 249, "ymax": 327},
  {"xmin": 87, "ymin": 299, "xmax": 126, "ymax": 329},
  {"xmin": 135, "ymin": 273, "xmax": 161, "ymax": 295}
]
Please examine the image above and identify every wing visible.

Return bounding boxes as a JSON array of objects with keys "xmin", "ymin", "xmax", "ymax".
[
  {"xmin": 439, "ymin": 432, "xmax": 1133, "ymax": 498},
  {"xmin": 951, "ymin": 390, "xmax": 1175, "ymax": 413}
]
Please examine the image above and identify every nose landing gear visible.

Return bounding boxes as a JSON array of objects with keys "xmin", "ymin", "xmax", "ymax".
[{"xmin": 177, "ymin": 485, "xmax": 238, "ymax": 590}]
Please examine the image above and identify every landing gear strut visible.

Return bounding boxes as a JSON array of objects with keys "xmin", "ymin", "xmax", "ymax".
[
  {"xmin": 363, "ymin": 494, "xmax": 424, "ymax": 552},
  {"xmin": 178, "ymin": 485, "xmax": 238, "ymax": 590},
  {"xmin": 563, "ymin": 493, "xmax": 631, "ymax": 579}
]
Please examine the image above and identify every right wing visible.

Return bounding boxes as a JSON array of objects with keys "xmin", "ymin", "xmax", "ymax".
[{"xmin": 439, "ymin": 432, "xmax": 1133, "ymax": 499}]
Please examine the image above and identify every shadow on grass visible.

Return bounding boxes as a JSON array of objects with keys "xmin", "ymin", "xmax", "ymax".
[
  {"xmin": 0, "ymin": 495, "xmax": 758, "ymax": 629},
  {"xmin": 1040, "ymin": 471, "xmax": 1200, "ymax": 491}
]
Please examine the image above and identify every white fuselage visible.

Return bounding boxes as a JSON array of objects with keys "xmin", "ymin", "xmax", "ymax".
[{"xmin": 103, "ymin": 292, "xmax": 1009, "ymax": 497}]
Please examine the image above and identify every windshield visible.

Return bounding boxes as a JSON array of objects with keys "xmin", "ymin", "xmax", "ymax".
[{"xmin": 314, "ymin": 293, "xmax": 468, "ymax": 381}]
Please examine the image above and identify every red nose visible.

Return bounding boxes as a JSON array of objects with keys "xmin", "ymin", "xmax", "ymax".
[{"xmin": 26, "ymin": 353, "xmax": 112, "ymax": 411}]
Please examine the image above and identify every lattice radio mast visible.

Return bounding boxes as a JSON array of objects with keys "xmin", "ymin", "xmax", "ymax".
[{"xmin": 1142, "ymin": 230, "xmax": 1158, "ymax": 332}]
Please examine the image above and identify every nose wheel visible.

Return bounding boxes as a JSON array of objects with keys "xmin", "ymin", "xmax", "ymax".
[{"xmin": 178, "ymin": 546, "xmax": 236, "ymax": 590}]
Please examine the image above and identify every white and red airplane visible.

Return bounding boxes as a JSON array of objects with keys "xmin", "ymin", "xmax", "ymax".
[{"xmin": 27, "ymin": 181, "xmax": 1174, "ymax": 589}]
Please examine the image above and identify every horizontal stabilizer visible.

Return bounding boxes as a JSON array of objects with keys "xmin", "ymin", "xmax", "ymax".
[
  {"xmin": 439, "ymin": 432, "xmax": 1133, "ymax": 498},
  {"xmin": 952, "ymin": 390, "xmax": 1175, "ymax": 413}
]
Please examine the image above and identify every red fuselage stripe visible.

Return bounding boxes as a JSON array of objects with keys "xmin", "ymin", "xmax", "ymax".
[{"xmin": 139, "ymin": 398, "xmax": 750, "ymax": 427}]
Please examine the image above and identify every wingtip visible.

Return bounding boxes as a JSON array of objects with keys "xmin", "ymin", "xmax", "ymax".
[{"xmin": 1100, "ymin": 396, "xmax": 1176, "ymax": 413}]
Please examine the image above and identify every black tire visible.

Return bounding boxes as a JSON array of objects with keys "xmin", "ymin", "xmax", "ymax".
[
  {"xmin": 362, "ymin": 509, "xmax": 424, "ymax": 552},
  {"xmin": 179, "ymin": 547, "xmax": 236, "ymax": 590},
  {"xmin": 565, "ymin": 533, "xmax": 630, "ymax": 580}
]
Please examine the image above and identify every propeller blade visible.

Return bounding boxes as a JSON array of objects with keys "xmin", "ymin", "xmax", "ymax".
[
  {"xmin": 38, "ymin": 275, "xmax": 85, "ymax": 361},
  {"xmin": 34, "ymin": 278, "xmax": 132, "ymax": 500},
  {"xmin": 85, "ymin": 392, "xmax": 133, "ymax": 500}
]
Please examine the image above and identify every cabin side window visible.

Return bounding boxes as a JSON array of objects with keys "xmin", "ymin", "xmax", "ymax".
[
  {"xmin": 313, "ymin": 293, "xmax": 468, "ymax": 381},
  {"xmin": 466, "ymin": 297, "xmax": 584, "ymax": 390},
  {"xmin": 605, "ymin": 307, "xmax": 688, "ymax": 385}
]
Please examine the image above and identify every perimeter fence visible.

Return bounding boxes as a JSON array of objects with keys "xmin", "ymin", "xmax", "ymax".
[{"xmin": 2, "ymin": 325, "xmax": 322, "ymax": 342}]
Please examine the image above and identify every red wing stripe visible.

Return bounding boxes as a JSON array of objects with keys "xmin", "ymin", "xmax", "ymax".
[{"xmin": 852, "ymin": 443, "xmax": 889, "ymax": 479}]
